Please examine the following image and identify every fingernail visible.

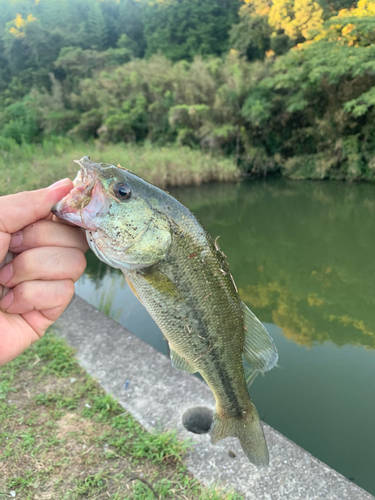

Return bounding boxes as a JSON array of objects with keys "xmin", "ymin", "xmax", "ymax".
[
  {"xmin": 0, "ymin": 290, "xmax": 14, "ymax": 310},
  {"xmin": 10, "ymin": 231, "xmax": 23, "ymax": 248},
  {"xmin": 0, "ymin": 263, "xmax": 13, "ymax": 285},
  {"xmin": 48, "ymin": 178, "xmax": 70, "ymax": 189}
]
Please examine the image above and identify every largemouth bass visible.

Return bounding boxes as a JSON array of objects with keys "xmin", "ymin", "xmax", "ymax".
[{"xmin": 53, "ymin": 157, "xmax": 278, "ymax": 466}]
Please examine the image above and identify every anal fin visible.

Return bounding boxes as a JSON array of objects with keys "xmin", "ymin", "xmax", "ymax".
[
  {"xmin": 242, "ymin": 301, "xmax": 278, "ymax": 372},
  {"xmin": 170, "ymin": 349, "xmax": 196, "ymax": 373}
]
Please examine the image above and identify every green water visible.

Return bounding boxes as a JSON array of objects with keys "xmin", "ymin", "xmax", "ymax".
[{"xmin": 76, "ymin": 179, "xmax": 375, "ymax": 495}]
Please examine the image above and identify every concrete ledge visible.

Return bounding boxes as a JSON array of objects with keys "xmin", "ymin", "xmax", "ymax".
[{"xmin": 56, "ymin": 296, "xmax": 374, "ymax": 500}]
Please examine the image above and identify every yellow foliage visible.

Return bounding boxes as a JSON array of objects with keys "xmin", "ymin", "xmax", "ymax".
[
  {"xmin": 14, "ymin": 13, "xmax": 25, "ymax": 29},
  {"xmin": 311, "ymin": 0, "xmax": 375, "ymax": 47},
  {"xmin": 329, "ymin": 315, "xmax": 374, "ymax": 337},
  {"xmin": 272, "ymin": 299, "xmax": 315, "ymax": 346},
  {"xmin": 9, "ymin": 26, "xmax": 25, "ymax": 39},
  {"xmin": 243, "ymin": 0, "xmax": 272, "ymax": 17},
  {"xmin": 9, "ymin": 12, "xmax": 37, "ymax": 38},
  {"xmin": 269, "ymin": 0, "xmax": 293, "ymax": 34},
  {"xmin": 342, "ymin": 23, "xmax": 355, "ymax": 35},
  {"xmin": 307, "ymin": 293, "xmax": 324, "ymax": 307},
  {"xmin": 240, "ymin": 275, "xmax": 374, "ymax": 348},
  {"xmin": 292, "ymin": 0, "xmax": 324, "ymax": 39},
  {"xmin": 269, "ymin": 0, "xmax": 323, "ymax": 40},
  {"xmin": 240, "ymin": 281, "xmax": 316, "ymax": 346},
  {"xmin": 267, "ymin": 0, "xmax": 374, "ymax": 47},
  {"xmin": 338, "ymin": 0, "xmax": 375, "ymax": 18}
]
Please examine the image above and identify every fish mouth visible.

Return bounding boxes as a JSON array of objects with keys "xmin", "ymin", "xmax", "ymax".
[{"xmin": 52, "ymin": 157, "xmax": 101, "ymax": 227}]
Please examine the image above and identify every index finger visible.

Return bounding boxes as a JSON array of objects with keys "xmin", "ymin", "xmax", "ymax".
[
  {"xmin": 0, "ymin": 179, "xmax": 73, "ymax": 235},
  {"xmin": 9, "ymin": 219, "xmax": 88, "ymax": 254}
]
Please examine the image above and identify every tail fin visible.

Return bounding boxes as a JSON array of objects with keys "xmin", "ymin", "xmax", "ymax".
[{"xmin": 210, "ymin": 404, "xmax": 269, "ymax": 466}]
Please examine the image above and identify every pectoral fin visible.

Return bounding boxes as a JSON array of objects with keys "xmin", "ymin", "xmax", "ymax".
[
  {"xmin": 242, "ymin": 301, "xmax": 278, "ymax": 372},
  {"xmin": 170, "ymin": 348, "xmax": 196, "ymax": 373},
  {"xmin": 141, "ymin": 268, "xmax": 183, "ymax": 300},
  {"xmin": 125, "ymin": 275, "xmax": 142, "ymax": 302}
]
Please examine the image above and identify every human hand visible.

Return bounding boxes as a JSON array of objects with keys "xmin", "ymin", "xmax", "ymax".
[{"xmin": 0, "ymin": 180, "xmax": 88, "ymax": 365}]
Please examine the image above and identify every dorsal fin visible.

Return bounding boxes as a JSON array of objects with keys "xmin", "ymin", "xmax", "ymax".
[{"xmin": 242, "ymin": 301, "xmax": 278, "ymax": 372}]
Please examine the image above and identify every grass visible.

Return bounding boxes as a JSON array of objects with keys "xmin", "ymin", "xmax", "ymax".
[
  {"xmin": 0, "ymin": 331, "xmax": 243, "ymax": 500},
  {"xmin": 0, "ymin": 137, "xmax": 240, "ymax": 195}
]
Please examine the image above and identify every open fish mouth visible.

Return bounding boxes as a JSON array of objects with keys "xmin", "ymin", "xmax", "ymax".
[{"xmin": 52, "ymin": 157, "xmax": 100, "ymax": 226}]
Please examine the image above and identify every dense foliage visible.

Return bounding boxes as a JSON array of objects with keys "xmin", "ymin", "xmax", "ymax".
[{"xmin": 1, "ymin": 0, "xmax": 375, "ymax": 180}]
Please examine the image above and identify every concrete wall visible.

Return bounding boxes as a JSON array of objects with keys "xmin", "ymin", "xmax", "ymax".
[{"xmin": 56, "ymin": 296, "xmax": 374, "ymax": 500}]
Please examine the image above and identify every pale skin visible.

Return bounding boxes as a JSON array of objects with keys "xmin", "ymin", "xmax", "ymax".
[{"xmin": 0, "ymin": 179, "xmax": 88, "ymax": 366}]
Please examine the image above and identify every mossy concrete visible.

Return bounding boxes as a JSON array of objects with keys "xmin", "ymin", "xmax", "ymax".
[{"xmin": 56, "ymin": 296, "xmax": 374, "ymax": 500}]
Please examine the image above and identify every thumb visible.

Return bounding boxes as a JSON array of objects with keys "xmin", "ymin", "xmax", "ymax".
[{"xmin": 0, "ymin": 179, "xmax": 74, "ymax": 235}]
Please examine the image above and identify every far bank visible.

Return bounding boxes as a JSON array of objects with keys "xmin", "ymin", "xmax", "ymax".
[
  {"xmin": 1, "ymin": 138, "xmax": 375, "ymax": 197},
  {"xmin": 0, "ymin": 138, "xmax": 240, "ymax": 195}
]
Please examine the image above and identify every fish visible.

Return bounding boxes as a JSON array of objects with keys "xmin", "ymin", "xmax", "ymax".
[{"xmin": 53, "ymin": 156, "xmax": 278, "ymax": 466}]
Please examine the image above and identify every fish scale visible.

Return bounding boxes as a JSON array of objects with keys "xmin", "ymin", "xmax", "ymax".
[
  {"xmin": 126, "ymin": 229, "xmax": 249, "ymax": 416},
  {"xmin": 53, "ymin": 156, "xmax": 278, "ymax": 466}
]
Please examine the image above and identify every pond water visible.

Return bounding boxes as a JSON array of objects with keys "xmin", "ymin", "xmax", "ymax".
[{"xmin": 76, "ymin": 179, "xmax": 375, "ymax": 495}]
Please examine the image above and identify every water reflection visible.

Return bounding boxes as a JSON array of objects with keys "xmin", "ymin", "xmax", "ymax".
[{"xmin": 172, "ymin": 179, "xmax": 375, "ymax": 350}]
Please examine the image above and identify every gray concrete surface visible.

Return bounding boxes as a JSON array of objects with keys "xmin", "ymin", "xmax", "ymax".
[{"xmin": 56, "ymin": 296, "xmax": 374, "ymax": 500}]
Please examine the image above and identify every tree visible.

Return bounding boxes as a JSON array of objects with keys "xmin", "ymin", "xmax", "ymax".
[
  {"xmin": 86, "ymin": 2, "xmax": 109, "ymax": 51},
  {"xmin": 143, "ymin": 0, "xmax": 240, "ymax": 61},
  {"xmin": 230, "ymin": 0, "xmax": 328, "ymax": 61},
  {"xmin": 269, "ymin": 0, "xmax": 324, "ymax": 42},
  {"xmin": 253, "ymin": 0, "xmax": 375, "ymax": 178},
  {"xmin": 3, "ymin": 13, "xmax": 66, "ymax": 101},
  {"xmin": 230, "ymin": 0, "xmax": 273, "ymax": 60},
  {"xmin": 117, "ymin": 0, "xmax": 146, "ymax": 58}
]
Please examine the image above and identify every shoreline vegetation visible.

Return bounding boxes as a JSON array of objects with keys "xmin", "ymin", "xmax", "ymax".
[
  {"xmin": 0, "ymin": 139, "xmax": 240, "ymax": 195},
  {"xmin": 3, "ymin": 136, "xmax": 375, "ymax": 198}
]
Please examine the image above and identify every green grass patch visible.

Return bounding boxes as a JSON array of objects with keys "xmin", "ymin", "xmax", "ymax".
[
  {"xmin": 0, "ymin": 331, "xmax": 243, "ymax": 499},
  {"xmin": 0, "ymin": 137, "xmax": 240, "ymax": 195}
]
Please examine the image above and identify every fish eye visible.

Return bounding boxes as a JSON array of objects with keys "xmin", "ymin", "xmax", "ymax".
[{"xmin": 113, "ymin": 183, "xmax": 131, "ymax": 201}]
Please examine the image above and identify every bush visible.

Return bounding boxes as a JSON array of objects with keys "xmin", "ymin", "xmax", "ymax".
[{"xmin": 0, "ymin": 101, "xmax": 40, "ymax": 144}]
